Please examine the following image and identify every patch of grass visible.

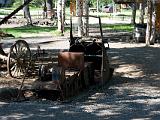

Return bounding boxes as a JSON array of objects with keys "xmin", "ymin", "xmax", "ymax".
[
  {"xmin": 2, "ymin": 26, "xmax": 57, "ymax": 37},
  {"xmin": 0, "ymin": 12, "xmax": 8, "ymax": 15},
  {"xmin": 103, "ymin": 24, "xmax": 134, "ymax": 32},
  {"xmin": 2, "ymin": 25, "xmax": 70, "ymax": 38}
]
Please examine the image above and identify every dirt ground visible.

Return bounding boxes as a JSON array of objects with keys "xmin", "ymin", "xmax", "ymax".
[
  {"xmin": 0, "ymin": 37, "xmax": 70, "ymax": 90},
  {"xmin": 1, "ymin": 29, "xmax": 160, "ymax": 119}
]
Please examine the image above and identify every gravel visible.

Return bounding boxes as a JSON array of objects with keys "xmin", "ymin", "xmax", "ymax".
[{"xmin": 1, "ymin": 36, "xmax": 160, "ymax": 119}]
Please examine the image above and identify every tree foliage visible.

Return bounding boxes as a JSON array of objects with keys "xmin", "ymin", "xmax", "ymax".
[
  {"xmin": 11, "ymin": 0, "xmax": 55, "ymax": 8},
  {"xmin": 89, "ymin": 0, "xmax": 113, "ymax": 7},
  {"xmin": 11, "ymin": 0, "xmax": 113, "ymax": 8}
]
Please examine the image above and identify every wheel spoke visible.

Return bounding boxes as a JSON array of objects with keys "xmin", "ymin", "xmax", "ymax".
[
  {"xmin": 17, "ymin": 67, "xmax": 21, "ymax": 77},
  {"xmin": 14, "ymin": 44, "xmax": 18, "ymax": 55},
  {"xmin": 12, "ymin": 47, "xmax": 17, "ymax": 56},
  {"xmin": 7, "ymin": 40, "xmax": 31, "ymax": 78},
  {"xmin": 16, "ymin": 68, "xmax": 19, "ymax": 77},
  {"xmin": 10, "ymin": 64, "xmax": 16, "ymax": 71},
  {"xmin": 17, "ymin": 42, "xmax": 21, "ymax": 52},
  {"xmin": 12, "ymin": 65, "xmax": 17, "ymax": 77}
]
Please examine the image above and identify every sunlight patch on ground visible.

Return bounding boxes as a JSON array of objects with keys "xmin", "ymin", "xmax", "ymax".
[
  {"xmin": 0, "ymin": 102, "xmax": 8, "ymax": 106},
  {"xmin": 109, "ymin": 42, "xmax": 146, "ymax": 49},
  {"xmin": 88, "ymin": 93, "xmax": 106, "ymax": 100},
  {"xmin": 20, "ymin": 32, "xmax": 52, "ymax": 38},
  {"xmin": 63, "ymin": 110, "xmax": 78, "ymax": 114},
  {"xmin": 0, "ymin": 113, "xmax": 34, "ymax": 119},
  {"xmin": 95, "ymin": 109, "xmax": 121, "ymax": 116},
  {"xmin": 150, "ymin": 74, "xmax": 160, "ymax": 81},
  {"xmin": 131, "ymin": 118, "xmax": 150, "ymax": 120},
  {"xmin": 150, "ymin": 111, "xmax": 160, "ymax": 116},
  {"xmin": 81, "ymin": 104, "xmax": 121, "ymax": 115},
  {"xmin": 115, "ymin": 64, "xmax": 145, "ymax": 78},
  {"xmin": 113, "ymin": 85, "xmax": 160, "ymax": 97}
]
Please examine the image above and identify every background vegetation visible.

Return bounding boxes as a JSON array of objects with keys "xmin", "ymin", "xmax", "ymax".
[
  {"xmin": 10, "ymin": 0, "xmax": 113, "ymax": 8},
  {"xmin": 0, "ymin": 0, "xmax": 134, "ymax": 38}
]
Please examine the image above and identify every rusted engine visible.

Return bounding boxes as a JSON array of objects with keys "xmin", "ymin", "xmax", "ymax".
[{"xmin": 32, "ymin": 17, "xmax": 112, "ymax": 101}]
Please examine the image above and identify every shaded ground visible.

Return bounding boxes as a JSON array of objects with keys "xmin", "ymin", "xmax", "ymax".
[
  {"xmin": 0, "ymin": 36, "xmax": 70, "ymax": 88},
  {"xmin": 0, "ymin": 39, "xmax": 160, "ymax": 119},
  {"xmin": 1, "ymin": 23, "xmax": 160, "ymax": 119}
]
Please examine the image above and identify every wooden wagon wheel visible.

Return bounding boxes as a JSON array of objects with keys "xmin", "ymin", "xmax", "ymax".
[{"xmin": 7, "ymin": 40, "xmax": 31, "ymax": 78}]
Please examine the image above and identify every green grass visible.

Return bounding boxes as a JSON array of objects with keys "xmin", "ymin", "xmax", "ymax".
[
  {"xmin": 0, "ymin": 11, "xmax": 8, "ymax": 15},
  {"xmin": 103, "ymin": 24, "xmax": 134, "ymax": 32},
  {"xmin": 2, "ymin": 26, "xmax": 70, "ymax": 38},
  {"xmin": 2, "ymin": 24, "xmax": 133, "ymax": 38}
]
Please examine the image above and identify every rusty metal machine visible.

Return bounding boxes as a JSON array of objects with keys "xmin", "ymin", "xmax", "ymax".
[
  {"xmin": 0, "ymin": 16, "xmax": 113, "ymax": 101},
  {"xmin": 52, "ymin": 15, "xmax": 113, "ymax": 100}
]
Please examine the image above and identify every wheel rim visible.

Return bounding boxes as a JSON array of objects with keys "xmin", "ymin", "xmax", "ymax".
[{"xmin": 7, "ymin": 40, "xmax": 31, "ymax": 78}]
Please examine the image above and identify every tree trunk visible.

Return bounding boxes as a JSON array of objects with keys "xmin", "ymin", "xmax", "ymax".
[
  {"xmin": 150, "ymin": 0, "xmax": 156, "ymax": 45},
  {"xmin": 70, "ymin": 0, "xmax": 76, "ymax": 16},
  {"xmin": 139, "ymin": 0, "xmax": 145, "ymax": 24},
  {"xmin": 55, "ymin": 0, "xmax": 57, "ymax": 8},
  {"xmin": 43, "ymin": 0, "xmax": 47, "ymax": 19},
  {"xmin": 76, "ymin": 0, "xmax": 83, "ymax": 37},
  {"xmin": 61, "ymin": 0, "xmax": 66, "ymax": 35},
  {"xmin": 23, "ymin": 0, "xmax": 32, "ymax": 25},
  {"xmin": 0, "ymin": 0, "xmax": 33, "ymax": 25},
  {"xmin": 57, "ymin": 0, "xmax": 62, "ymax": 31},
  {"xmin": 4, "ymin": 0, "xmax": 7, "ymax": 6},
  {"xmin": 97, "ymin": 0, "xmax": 99, "ymax": 16},
  {"xmin": 146, "ymin": 0, "xmax": 152, "ymax": 46},
  {"xmin": 83, "ymin": 0, "xmax": 89, "ymax": 36},
  {"xmin": 46, "ymin": 0, "xmax": 53, "ymax": 19},
  {"xmin": 131, "ymin": 2, "xmax": 137, "ymax": 24}
]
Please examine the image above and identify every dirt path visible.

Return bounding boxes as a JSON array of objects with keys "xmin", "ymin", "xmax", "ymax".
[
  {"xmin": 0, "ymin": 36, "xmax": 70, "ymax": 87},
  {"xmin": 0, "ymin": 40, "xmax": 160, "ymax": 119}
]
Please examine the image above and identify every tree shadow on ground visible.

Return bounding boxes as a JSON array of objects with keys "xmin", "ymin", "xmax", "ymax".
[
  {"xmin": 66, "ymin": 44, "xmax": 160, "ymax": 119},
  {"xmin": 2, "ymin": 43, "xmax": 160, "ymax": 119},
  {"xmin": 1, "ymin": 75, "xmax": 160, "ymax": 120},
  {"xmin": 1, "ymin": 35, "xmax": 160, "ymax": 119},
  {"xmin": 109, "ymin": 46, "xmax": 160, "ymax": 73}
]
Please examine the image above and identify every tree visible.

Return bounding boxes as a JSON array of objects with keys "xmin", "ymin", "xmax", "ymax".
[
  {"xmin": 4, "ymin": 0, "xmax": 8, "ymax": 6},
  {"xmin": 46, "ymin": 0, "xmax": 53, "ymax": 19},
  {"xmin": 83, "ymin": 0, "xmax": 89, "ymax": 36},
  {"xmin": 62, "ymin": 0, "xmax": 66, "ymax": 34},
  {"xmin": 131, "ymin": 2, "xmax": 137, "ymax": 24},
  {"xmin": 139, "ymin": 0, "xmax": 145, "ymax": 24},
  {"xmin": 23, "ymin": 0, "xmax": 32, "ymax": 25},
  {"xmin": 57, "ymin": 0, "xmax": 62, "ymax": 31},
  {"xmin": 76, "ymin": 0, "xmax": 83, "ymax": 37},
  {"xmin": 57, "ymin": 0, "xmax": 65, "ymax": 35},
  {"xmin": 145, "ymin": 0, "xmax": 152, "ymax": 46},
  {"xmin": 90, "ymin": 0, "xmax": 112, "ymax": 7},
  {"xmin": 150, "ymin": 0, "xmax": 156, "ymax": 45},
  {"xmin": 0, "ymin": 0, "xmax": 33, "ymax": 25},
  {"xmin": 43, "ymin": 0, "xmax": 47, "ymax": 19}
]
